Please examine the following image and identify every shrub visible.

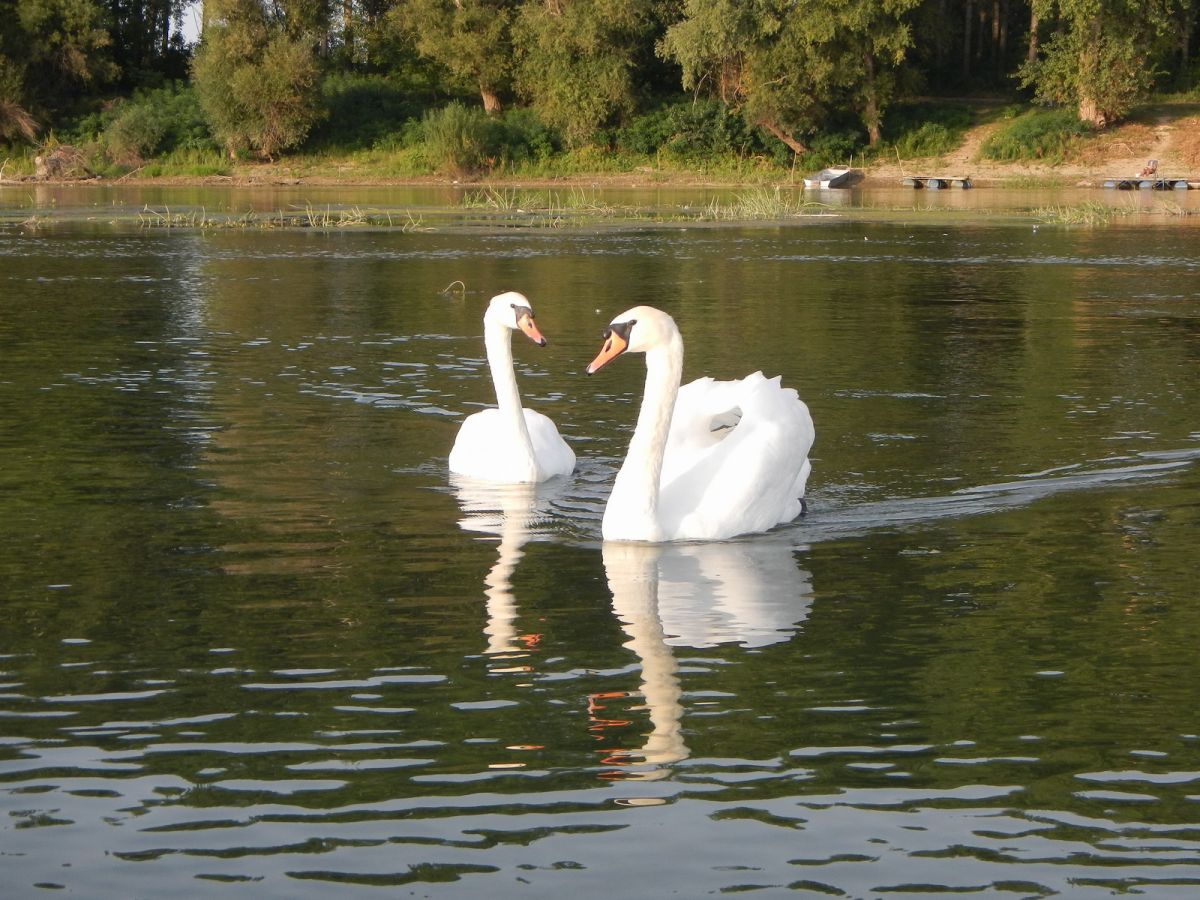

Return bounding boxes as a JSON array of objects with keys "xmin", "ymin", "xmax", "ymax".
[
  {"xmin": 979, "ymin": 108, "xmax": 1090, "ymax": 163},
  {"xmin": 421, "ymin": 101, "xmax": 495, "ymax": 175},
  {"xmin": 617, "ymin": 100, "xmax": 766, "ymax": 159},
  {"xmin": 102, "ymin": 84, "xmax": 212, "ymax": 161},
  {"xmin": 881, "ymin": 103, "xmax": 973, "ymax": 158},
  {"xmin": 492, "ymin": 108, "xmax": 560, "ymax": 163},
  {"xmin": 796, "ymin": 130, "xmax": 864, "ymax": 169},
  {"xmin": 105, "ymin": 102, "xmax": 166, "ymax": 163},
  {"xmin": 307, "ymin": 73, "xmax": 423, "ymax": 152},
  {"xmin": 892, "ymin": 122, "xmax": 957, "ymax": 158}
]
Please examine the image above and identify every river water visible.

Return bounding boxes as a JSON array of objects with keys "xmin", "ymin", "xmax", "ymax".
[{"xmin": 2, "ymin": 185, "xmax": 1199, "ymax": 898}]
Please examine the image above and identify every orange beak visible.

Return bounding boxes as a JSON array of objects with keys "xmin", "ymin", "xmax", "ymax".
[
  {"xmin": 516, "ymin": 311, "xmax": 547, "ymax": 346},
  {"xmin": 586, "ymin": 329, "xmax": 628, "ymax": 374}
]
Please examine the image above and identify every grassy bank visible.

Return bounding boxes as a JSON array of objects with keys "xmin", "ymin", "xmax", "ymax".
[{"xmin": 4, "ymin": 89, "xmax": 1199, "ymax": 192}]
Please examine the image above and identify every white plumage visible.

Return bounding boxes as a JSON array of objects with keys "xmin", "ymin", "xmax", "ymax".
[
  {"xmin": 449, "ymin": 292, "xmax": 575, "ymax": 483},
  {"xmin": 587, "ymin": 305, "xmax": 814, "ymax": 542}
]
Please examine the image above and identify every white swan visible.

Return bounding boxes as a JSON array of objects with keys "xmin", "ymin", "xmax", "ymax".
[
  {"xmin": 586, "ymin": 305, "xmax": 814, "ymax": 542},
  {"xmin": 449, "ymin": 291, "xmax": 575, "ymax": 483}
]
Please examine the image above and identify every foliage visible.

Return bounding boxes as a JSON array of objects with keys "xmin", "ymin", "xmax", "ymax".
[
  {"xmin": 492, "ymin": 107, "xmax": 561, "ymax": 162},
  {"xmin": 107, "ymin": 0, "xmax": 191, "ymax": 86},
  {"xmin": 103, "ymin": 82, "xmax": 215, "ymax": 163},
  {"xmin": 795, "ymin": 130, "xmax": 864, "ymax": 170},
  {"xmin": 660, "ymin": 0, "xmax": 921, "ymax": 151},
  {"xmin": 12, "ymin": 0, "xmax": 1200, "ymax": 176},
  {"xmin": 617, "ymin": 99, "xmax": 767, "ymax": 159},
  {"xmin": 137, "ymin": 148, "xmax": 231, "ymax": 178},
  {"xmin": 512, "ymin": 0, "xmax": 652, "ymax": 148},
  {"xmin": 979, "ymin": 108, "xmax": 1090, "ymax": 163},
  {"xmin": 1018, "ymin": 0, "xmax": 1176, "ymax": 127},
  {"xmin": 420, "ymin": 101, "xmax": 495, "ymax": 175},
  {"xmin": 881, "ymin": 102, "xmax": 974, "ymax": 158},
  {"xmin": 306, "ymin": 73, "xmax": 424, "ymax": 152},
  {"xmin": 0, "ymin": 0, "xmax": 117, "ymax": 134},
  {"xmin": 415, "ymin": 100, "xmax": 564, "ymax": 175},
  {"xmin": 396, "ymin": 0, "xmax": 516, "ymax": 113},
  {"xmin": 1, "ymin": 97, "xmax": 39, "ymax": 143},
  {"xmin": 192, "ymin": 0, "xmax": 324, "ymax": 158}
]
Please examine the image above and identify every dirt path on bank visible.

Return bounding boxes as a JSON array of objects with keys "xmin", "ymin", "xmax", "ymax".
[{"xmin": 862, "ymin": 104, "xmax": 1200, "ymax": 186}]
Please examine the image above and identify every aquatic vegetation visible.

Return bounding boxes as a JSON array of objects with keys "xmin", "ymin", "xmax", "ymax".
[
  {"xmin": 1032, "ymin": 201, "xmax": 1129, "ymax": 225},
  {"xmin": 131, "ymin": 203, "xmax": 431, "ymax": 231},
  {"xmin": 1032, "ymin": 197, "xmax": 1197, "ymax": 225},
  {"xmin": 461, "ymin": 187, "xmax": 547, "ymax": 211},
  {"xmin": 700, "ymin": 187, "xmax": 832, "ymax": 220}
]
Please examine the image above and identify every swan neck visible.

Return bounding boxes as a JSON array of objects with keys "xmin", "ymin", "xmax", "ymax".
[
  {"xmin": 485, "ymin": 322, "xmax": 534, "ymax": 448},
  {"xmin": 608, "ymin": 334, "xmax": 682, "ymax": 537},
  {"xmin": 632, "ymin": 340, "xmax": 682, "ymax": 469}
]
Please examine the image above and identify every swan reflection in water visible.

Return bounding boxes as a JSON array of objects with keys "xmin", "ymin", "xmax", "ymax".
[
  {"xmin": 451, "ymin": 475, "xmax": 566, "ymax": 658},
  {"xmin": 451, "ymin": 477, "xmax": 814, "ymax": 778},
  {"xmin": 599, "ymin": 538, "xmax": 814, "ymax": 778}
]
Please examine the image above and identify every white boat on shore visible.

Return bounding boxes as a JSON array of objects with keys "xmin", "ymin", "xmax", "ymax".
[{"xmin": 803, "ymin": 166, "xmax": 853, "ymax": 189}]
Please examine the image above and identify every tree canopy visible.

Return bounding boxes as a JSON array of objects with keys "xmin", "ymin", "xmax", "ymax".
[{"xmin": 4, "ymin": 0, "xmax": 1200, "ymax": 161}]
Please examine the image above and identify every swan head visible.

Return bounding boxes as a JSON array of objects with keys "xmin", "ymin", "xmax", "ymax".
[
  {"xmin": 486, "ymin": 291, "xmax": 547, "ymax": 346},
  {"xmin": 586, "ymin": 306, "xmax": 677, "ymax": 374}
]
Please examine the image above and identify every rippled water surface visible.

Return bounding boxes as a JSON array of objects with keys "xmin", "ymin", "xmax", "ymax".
[{"xmin": 2, "ymin": 191, "xmax": 1200, "ymax": 898}]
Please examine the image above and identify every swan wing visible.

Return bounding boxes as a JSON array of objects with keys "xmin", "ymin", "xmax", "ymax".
[
  {"xmin": 523, "ymin": 408, "xmax": 576, "ymax": 478},
  {"xmin": 658, "ymin": 373, "xmax": 814, "ymax": 541},
  {"xmin": 662, "ymin": 376, "xmax": 750, "ymax": 482}
]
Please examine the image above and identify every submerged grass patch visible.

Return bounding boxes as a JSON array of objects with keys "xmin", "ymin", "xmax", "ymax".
[
  {"xmin": 1032, "ymin": 201, "xmax": 1136, "ymax": 225},
  {"xmin": 701, "ymin": 187, "xmax": 833, "ymax": 220},
  {"xmin": 135, "ymin": 203, "xmax": 430, "ymax": 230}
]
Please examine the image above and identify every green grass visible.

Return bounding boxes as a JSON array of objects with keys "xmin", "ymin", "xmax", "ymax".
[
  {"xmin": 980, "ymin": 108, "xmax": 1090, "ymax": 164},
  {"xmin": 138, "ymin": 149, "xmax": 231, "ymax": 178},
  {"xmin": 700, "ymin": 187, "xmax": 832, "ymax": 220},
  {"xmin": 1032, "ymin": 201, "xmax": 1132, "ymax": 225}
]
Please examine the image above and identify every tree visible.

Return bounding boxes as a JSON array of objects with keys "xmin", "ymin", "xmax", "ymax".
[
  {"xmin": 0, "ymin": 0, "xmax": 117, "ymax": 139},
  {"xmin": 513, "ymin": 0, "xmax": 654, "ymax": 147},
  {"xmin": 397, "ymin": 0, "xmax": 518, "ymax": 114},
  {"xmin": 192, "ymin": 0, "xmax": 324, "ymax": 158},
  {"xmin": 817, "ymin": 0, "xmax": 922, "ymax": 145},
  {"xmin": 660, "ymin": 1, "xmax": 800, "ymax": 148},
  {"xmin": 104, "ymin": 0, "xmax": 192, "ymax": 84},
  {"xmin": 1019, "ymin": 0, "xmax": 1176, "ymax": 127},
  {"xmin": 661, "ymin": 0, "xmax": 920, "ymax": 151}
]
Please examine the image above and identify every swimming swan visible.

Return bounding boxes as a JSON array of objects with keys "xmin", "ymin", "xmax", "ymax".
[
  {"xmin": 449, "ymin": 291, "xmax": 575, "ymax": 483},
  {"xmin": 586, "ymin": 305, "xmax": 814, "ymax": 542}
]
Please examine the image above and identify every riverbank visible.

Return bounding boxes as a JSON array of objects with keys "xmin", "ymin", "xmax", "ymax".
[{"xmin": 4, "ymin": 101, "xmax": 1200, "ymax": 193}]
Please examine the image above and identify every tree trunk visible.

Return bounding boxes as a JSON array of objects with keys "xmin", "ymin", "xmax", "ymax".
[
  {"xmin": 757, "ymin": 119, "xmax": 808, "ymax": 155},
  {"xmin": 1027, "ymin": 9, "xmax": 1040, "ymax": 63},
  {"xmin": 1077, "ymin": 19, "xmax": 1107, "ymax": 127},
  {"xmin": 481, "ymin": 86, "xmax": 503, "ymax": 116},
  {"xmin": 1078, "ymin": 96, "xmax": 1108, "ymax": 128},
  {"xmin": 991, "ymin": 0, "xmax": 1001, "ymax": 71},
  {"xmin": 998, "ymin": 0, "xmax": 1008, "ymax": 68},
  {"xmin": 962, "ymin": 0, "xmax": 973, "ymax": 79},
  {"xmin": 862, "ymin": 54, "xmax": 881, "ymax": 146}
]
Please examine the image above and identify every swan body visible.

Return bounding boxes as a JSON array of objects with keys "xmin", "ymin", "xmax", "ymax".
[
  {"xmin": 587, "ymin": 306, "xmax": 813, "ymax": 542},
  {"xmin": 449, "ymin": 292, "xmax": 575, "ymax": 483}
]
